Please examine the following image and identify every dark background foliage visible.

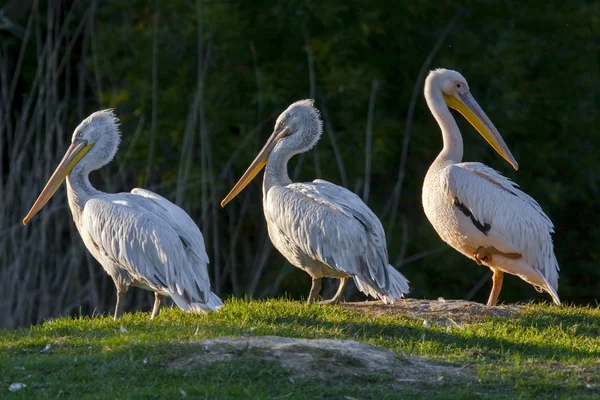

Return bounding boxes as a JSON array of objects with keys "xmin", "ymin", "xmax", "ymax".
[{"xmin": 0, "ymin": 0, "xmax": 597, "ymax": 327}]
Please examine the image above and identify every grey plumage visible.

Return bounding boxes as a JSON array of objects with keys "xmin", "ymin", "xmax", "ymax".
[
  {"xmin": 265, "ymin": 179, "xmax": 410, "ymax": 303},
  {"xmin": 25, "ymin": 110, "xmax": 222, "ymax": 319},
  {"xmin": 222, "ymin": 100, "xmax": 410, "ymax": 304},
  {"xmin": 80, "ymin": 189, "xmax": 223, "ymax": 314}
]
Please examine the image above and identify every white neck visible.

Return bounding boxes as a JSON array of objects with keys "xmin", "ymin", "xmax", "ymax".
[
  {"xmin": 425, "ymin": 85, "xmax": 463, "ymax": 167},
  {"xmin": 66, "ymin": 165, "xmax": 103, "ymax": 227},
  {"xmin": 262, "ymin": 147, "xmax": 293, "ymax": 201}
]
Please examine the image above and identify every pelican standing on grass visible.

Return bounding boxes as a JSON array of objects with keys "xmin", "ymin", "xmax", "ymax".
[
  {"xmin": 422, "ymin": 68, "xmax": 560, "ymax": 306},
  {"xmin": 23, "ymin": 110, "xmax": 223, "ymax": 320},
  {"xmin": 221, "ymin": 100, "xmax": 410, "ymax": 304}
]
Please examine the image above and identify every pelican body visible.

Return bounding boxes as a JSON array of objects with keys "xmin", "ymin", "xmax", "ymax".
[
  {"xmin": 221, "ymin": 100, "xmax": 410, "ymax": 304},
  {"xmin": 23, "ymin": 111, "xmax": 222, "ymax": 319},
  {"xmin": 422, "ymin": 69, "xmax": 560, "ymax": 306}
]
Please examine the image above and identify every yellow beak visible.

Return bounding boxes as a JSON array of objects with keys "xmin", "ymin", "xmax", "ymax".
[
  {"xmin": 221, "ymin": 127, "xmax": 289, "ymax": 207},
  {"xmin": 444, "ymin": 92, "xmax": 519, "ymax": 170},
  {"xmin": 23, "ymin": 139, "xmax": 94, "ymax": 225}
]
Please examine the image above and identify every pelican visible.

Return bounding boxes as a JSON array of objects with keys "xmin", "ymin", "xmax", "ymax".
[
  {"xmin": 221, "ymin": 100, "xmax": 410, "ymax": 304},
  {"xmin": 422, "ymin": 68, "xmax": 560, "ymax": 306},
  {"xmin": 23, "ymin": 110, "xmax": 223, "ymax": 320}
]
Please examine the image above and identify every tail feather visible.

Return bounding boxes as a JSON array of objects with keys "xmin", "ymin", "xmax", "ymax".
[
  {"xmin": 540, "ymin": 276, "xmax": 561, "ymax": 305},
  {"xmin": 169, "ymin": 290, "xmax": 224, "ymax": 314},
  {"xmin": 380, "ymin": 265, "xmax": 410, "ymax": 304},
  {"xmin": 353, "ymin": 265, "xmax": 410, "ymax": 304}
]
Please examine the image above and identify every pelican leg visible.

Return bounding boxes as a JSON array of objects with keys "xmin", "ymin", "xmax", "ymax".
[
  {"xmin": 114, "ymin": 288, "xmax": 128, "ymax": 321},
  {"xmin": 487, "ymin": 269, "xmax": 504, "ymax": 306},
  {"xmin": 473, "ymin": 246, "xmax": 521, "ymax": 266},
  {"xmin": 307, "ymin": 278, "xmax": 322, "ymax": 305},
  {"xmin": 319, "ymin": 277, "xmax": 348, "ymax": 305},
  {"xmin": 150, "ymin": 293, "xmax": 162, "ymax": 320}
]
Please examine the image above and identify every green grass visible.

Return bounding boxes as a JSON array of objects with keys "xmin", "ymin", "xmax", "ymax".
[{"xmin": 1, "ymin": 299, "xmax": 599, "ymax": 399}]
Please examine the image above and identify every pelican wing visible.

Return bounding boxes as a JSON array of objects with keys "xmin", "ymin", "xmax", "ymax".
[
  {"xmin": 82, "ymin": 190, "xmax": 222, "ymax": 312},
  {"xmin": 266, "ymin": 179, "xmax": 409, "ymax": 301},
  {"xmin": 130, "ymin": 188, "xmax": 210, "ymax": 267},
  {"xmin": 439, "ymin": 162, "xmax": 559, "ymax": 294}
]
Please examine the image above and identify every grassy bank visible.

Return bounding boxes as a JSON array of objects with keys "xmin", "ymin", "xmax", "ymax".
[{"xmin": 1, "ymin": 299, "xmax": 598, "ymax": 399}]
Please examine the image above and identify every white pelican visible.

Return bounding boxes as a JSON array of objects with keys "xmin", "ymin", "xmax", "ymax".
[
  {"xmin": 23, "ymin": 110, "xmax": 223, "ymax": 320},
  {"xmin": 221, "ymin": 100, "xmax": 410, "ymax": 304},
  {"xmin": 422, "ymin": 68, "xmax": 560, "ymax": 306}
]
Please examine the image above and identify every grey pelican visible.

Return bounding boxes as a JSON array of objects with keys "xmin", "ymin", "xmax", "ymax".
[
  {"xmin": 422, "ymin": 68, "xmax": 560, "ymax": 306},
  {"xmin": 221, "ymin": 100, "xmax": 410, "ymax": 304},
  {"xmin": 23, "ymin": 110, "xmax": 223, "ymax": 319}
]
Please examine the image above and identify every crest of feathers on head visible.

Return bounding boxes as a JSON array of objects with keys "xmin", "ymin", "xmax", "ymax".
[
  {"xmin": 291, "ymin": 99, "xmax": 322, "ymax": 122},
  {"xmin": 287, "ymin": 99, "xmax": 323, "ymax": 149},
  {"xmin": 84, "ymin": 109, "xmax": 122, "ymax": 147}
]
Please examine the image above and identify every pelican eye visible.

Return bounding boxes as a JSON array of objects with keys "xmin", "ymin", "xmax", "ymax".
[
  {"xmin": 278, "ymin": 121, "xmax": 291, "ymax": 136},
  {"xmin": 456, "ymin": 83, "xmax": 462, "ymax": 88}
]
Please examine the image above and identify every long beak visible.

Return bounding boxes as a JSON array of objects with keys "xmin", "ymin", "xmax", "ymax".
[
  {"xmin": 23, "ymin": 139, "xmax": 94, "ymax": 225},
  {"xmin": 221, "ymin": 127, "xmax": 289, "ymax": 207},
  {"xmin": 444, "ymin": 92, "xmax": 519, "ymax": 170}
]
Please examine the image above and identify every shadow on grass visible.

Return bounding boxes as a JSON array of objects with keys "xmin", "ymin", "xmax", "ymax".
[
  {"xmin": 2, "ymin": 302, "xmax": 599, "ymax": 364},
  {"xmin": 0, "ymin": 341, "xmax": 479, "ymax": 400},
  {"xmin": 268, "ymin": 313, "xmax": 600, "ymax": 361},
  {"xmin": 515, "ymin": 307, "xmax": 600, "ymax": 337},
  {"xmin": 1, "ymin": 336, "xmax": 594, "ymax": 400}
]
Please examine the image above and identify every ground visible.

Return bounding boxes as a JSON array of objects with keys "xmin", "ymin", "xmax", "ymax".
[{"xmin": 0, "ymin": 298, "xmax": 599, "ymax": 399}]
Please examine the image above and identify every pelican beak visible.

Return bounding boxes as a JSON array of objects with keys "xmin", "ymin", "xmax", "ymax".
[
  {"xmin": 221, "ymin": 126, "xmax": 289, "ymax": 207},
  {"xmin": 23, "ymin": 139, "xmax": 94, "ymax": 225},
  {"xmin": 444, "ymin": 92, "xmax": 519, "ymax": 170}
]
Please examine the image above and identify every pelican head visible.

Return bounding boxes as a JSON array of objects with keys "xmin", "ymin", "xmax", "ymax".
[
  {"xmin": 23, "ymin": 110, "xmax": 121, "ymax": 225},
  {"xmin": 425, "ymin": 68, "xmax": 518, "ymax": 170},
  {"xmin": 221, "ymin": 99, "xmax": 322, "ymax": 207}
]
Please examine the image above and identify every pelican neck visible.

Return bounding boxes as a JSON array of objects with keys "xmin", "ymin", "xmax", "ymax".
[
  {"xmin": 262, "ymin": 149, "xmax": 293, "ymax": 197},
  {"xmin": 66, "ymin": 166, "xmax": 103, "ymax": 225},
  {"xmin": 425, "ymin": 88, "xmax": 464, "ymax": 166}
]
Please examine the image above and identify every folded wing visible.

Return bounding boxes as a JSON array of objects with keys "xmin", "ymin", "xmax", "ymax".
[
  {"xmin": 439, "ymin": 162, "xmax": 559, "ymax": 298},
  {"xmin": 82, "ymin": 189, "xmax": 222, "ymax": 312},
  {"xmin": 266, "ymin": 179, "xmax": 409, "ymax": 302}
]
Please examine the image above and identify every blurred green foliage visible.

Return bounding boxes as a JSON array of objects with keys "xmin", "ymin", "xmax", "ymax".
[{"xmin": 5, "ymin": 0, "xmax": 600, "ymax": 311}]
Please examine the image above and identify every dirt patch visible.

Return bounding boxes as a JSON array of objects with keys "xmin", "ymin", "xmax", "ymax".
[
  {"xmin": 340, "ymin": 298, "xmax": 521, "ymax": 325},
  {"xmin": 170, "ymin": 336, "xmax": 473, "ymax": 385}
]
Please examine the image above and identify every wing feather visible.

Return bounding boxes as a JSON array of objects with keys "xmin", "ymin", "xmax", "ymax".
[
  {"xmin": 440, "ymin": 162, "xmax": 559, "ymax": 293},
  {"xmin": 266, "ymin": 179, "xmax": 409, "ymax": 302},
  {"xmin": 130, "ymin": 188, "xmax": 210, "ymax": 268},
  {"xmin": 82, "ymin": 191, "xmax": 222, "ymax": 312}
]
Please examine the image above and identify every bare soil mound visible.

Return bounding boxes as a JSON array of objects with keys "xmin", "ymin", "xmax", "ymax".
[
  {"xmin": 170, "ymin": 336, "xmax": 473, "ymax": 386},
  {"xmin": 340, "ymin": 298, "xmax": 521, "ymax": 324}
]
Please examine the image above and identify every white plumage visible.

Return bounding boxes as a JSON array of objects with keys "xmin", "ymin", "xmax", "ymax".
[
  {"xmin": 23, "ymin": 110, "xmax": 222, "ymax": 319},
  {"xmin": 222, "ymin": 100, "xmax": 410, "ymax": 304},
  {"xmin": 422, "ymin": 69, "xmax": 560, "ymax": 306}
]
